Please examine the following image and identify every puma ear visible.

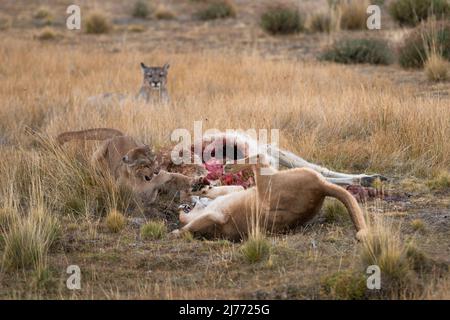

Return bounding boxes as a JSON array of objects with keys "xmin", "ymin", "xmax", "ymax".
[
  {"xmin": 140, "ymin": 62, "xmax": 147, "ymax": 72},
  {"xmin": 163, "ymin": 63, "xmax": 170, "ymax": 71}
]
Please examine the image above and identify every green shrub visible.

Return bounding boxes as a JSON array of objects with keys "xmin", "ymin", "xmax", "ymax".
[
  {"xmin": 85, "ymin": 12, "xmax": 111, "ymax": 34},
  {"xmin": 197, "ymin": 0, "xmax": 236, "ymax": 20},
  {"xmin": 321, "ymin": 38, "xmax": 394, "ymax": 65},
  {"xmin": 132, "ymin": 1, "xmax": 151, "ymax": 19},
  {"xmin": 389, "ymin": 0, "xmax": 450, "ymax": 26},
  {"xmin": 323, "ymin": 199, "xmax": 349, "ymax": 224},
  {"xmin": 321, "ymin": 271, "xmax": 366, "ymax": 299},
  {"xmin": 399, "ymin": 22, "xmax": 450, "ymax": 68},
  {"xmin": 240, "ymin": 235, "xmax": 271, "ymax": 263},
  {"xmin": 260, "ymin": 5, "xmax": 303, "ymax": 35},
  {"xmin": 141, "ymin": 221, "xmax": 167, "ymax": 240}
]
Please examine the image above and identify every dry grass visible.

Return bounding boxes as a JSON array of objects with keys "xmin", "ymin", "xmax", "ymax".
[
  {"xmin": 425, "ymin": 53, "xmax": 449, "ymax": 81},
  {"xmin": 105, "ymin": 209, "xmax": 126, "ymax": 233},
  {"xmin": 0, "ymin": 32, "xmax": 448, "ymax": 299},
  {"xmin": 141, "ymin": 221, "xmax": 167, "ymax": 240},
  {"xmin": 332, "ymin": 0, "xmax": 370, "ymax": 31},
  {"xmin": 0, "ymin": 37, "xmax": 448, "ymax": 178}
]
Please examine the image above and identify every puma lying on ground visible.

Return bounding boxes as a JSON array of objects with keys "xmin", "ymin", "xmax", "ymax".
[
  {"xmin": 173, "ymin": 155, "xmax": 368, "ymax": 241},
  {"xmin": 57, "ymin": 128, "xmax": 192, "ymax": 201}
]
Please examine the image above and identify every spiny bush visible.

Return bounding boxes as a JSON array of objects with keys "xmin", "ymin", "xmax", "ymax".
[
  {"xmin": 425, "ymin": 53, "xmax": 450, "ymax": 81},
  {"xmin": 85, "ymin": 12, "xmax": 111, "ymax": 34},
  {"xmin": 132, "ymin": 1, "xmax": 151, "ymax": 19},
  {"xmin": 260, "ymin": 5, "xmax": 303, "ymax": 35},
  {"xmin": 140, "ymin": 221, "xmax": 167, "ymax": 240},
  {"xmin": 321, "ymin": 38, "xmax": 394, "ymax": 65},
  {"xmin": 197, "ymin": 0, "xmax": 236, "ymax": 20},
  {"xmin": 105, "ymin": 209, "xmax": 126, "ymax": 233},
  {"xmin": 399, "ymin": 21, "xmax": 450, "ymax": 68},
  {"xmin": 389, "ymin": 0, "xmax": 450, "ymax": 26}
]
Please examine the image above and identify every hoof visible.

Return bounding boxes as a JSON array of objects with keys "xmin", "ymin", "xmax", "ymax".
[{"xmin": 361, "ymin": 175, "xmax": 388, "ymax": 187}]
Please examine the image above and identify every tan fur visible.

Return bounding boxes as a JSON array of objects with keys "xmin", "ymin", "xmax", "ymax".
[
  {"xmin": 174, "ymin": 156, "xmax": 368, "ymax": 241},
  {"xmin": 56, "ymin": 128, "xmax": 193, "ymax": 201}
]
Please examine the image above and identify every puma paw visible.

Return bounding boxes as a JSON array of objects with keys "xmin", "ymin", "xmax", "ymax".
[{"xmin": 356, "ymin": 229, "xmax": 369, "ymax": 242}]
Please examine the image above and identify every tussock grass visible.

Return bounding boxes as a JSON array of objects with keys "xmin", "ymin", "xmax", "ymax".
[
  {"xmin": 323, "ymin": 199, "xmax": 349, "ymax": 224},
  {"xmin": 155, "ymin": 6, "xmax": 176, "ymax": 20},
  {"xmin": 2, "ymin": 197, "xmax": 59, "ymax": 273},
  {"xmin": 425, "ymin": 53, "xmax": 449, "ymax": 81},
  {"xmin": 335, "ymin": 0, "xmax": 370, "ymax": 30},
  {"xmin": 260, "ymin": 5, "xmax": 303, "ymax": 35},
  {"xmin": 410, "ymin": 219, "xmax": 426, "ymax": 232},
  {"xmin": 399, "ymin": 20, "xmax": 450, "ymax": 69},
  {"xmin": 105, "ymin": 209, "xmax": 126, "ymax": 233},
  {"xmin": 132, "ymin": 1, "xmax": 151, "ymax": 19},
  {"xmin": 196, "ymin": 0, "xmax": 236, "ymax": 20},
  {"xmin": 35, "ymin": 27, "xmax": 58, "ymax": 41},
  {"xmin": 357, "ymin": 215, "xmax": 438, "ymax": 297},
  {"xmin": 240, "ymin": 234, "xmax": 271, "ymax": 264},
  {"xmin": 427, "ymin": 170, "xmax": 450, "ymax": 190},
  {"xmin": 321, "ymin": 270, "xmax": 366, "ymax": 299},
  {"xmin": 85, "ymin": 12, "xmax": 111, "ymax": 34},
  {"xmin": 389, "ymin": 0, "xmax": 450, "ymax": 26},
  {"xmin": 141, "ymin": 221, "xmax": 167, "ymax": 240}
]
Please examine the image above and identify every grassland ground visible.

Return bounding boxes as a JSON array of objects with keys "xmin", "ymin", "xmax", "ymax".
[{"xmin": 0, "ymin": 0, "xmax": 449, "ymax": 299}]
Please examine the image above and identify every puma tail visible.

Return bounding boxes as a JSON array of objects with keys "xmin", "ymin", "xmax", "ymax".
[
  {"xmin": 323, "ymin": 182, "xmax": 368, "ymax": 241},
  {"xmin": 56, "ymin": 128, "xmax": 124, "ymax": 145}
]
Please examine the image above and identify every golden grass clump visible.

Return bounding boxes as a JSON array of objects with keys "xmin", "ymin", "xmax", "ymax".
[
  {"xmin": 140, "ymin": 221, "xmax": 167, "ymax": 240},
  {"xmin": 85, "ymin": 12, "xmax": 111, "ymax": 34},
  {"xmin": 2, "ymin": 206, "xmax": 59, "ymax": 272},
  {"xmin": 105, "ymin": 209, "xmax": 126, "ymax": 233},
  {"xmin": 425, "ymin": 53, "xmax": 449, "ymax": 81},
  {"xmin": 333, "ymin": 0, "xmax": 370, "ymax": 30},
  {"xmin": 35, "ymin": 27, "xmax": 58, "ymax": 41},
  {"xmin": 155, "ymin": 6, "xmax": 176, "ymax": 20},
  {"xmin": 410, "ymin": 219, "xmax": 426, "ymax": 232}
]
